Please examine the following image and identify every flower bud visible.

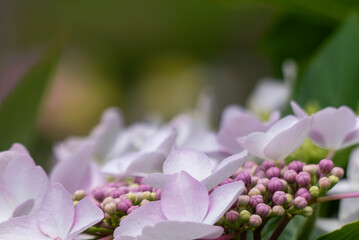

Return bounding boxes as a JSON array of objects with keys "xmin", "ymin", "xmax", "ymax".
[
  {"xmin": 244, "ymin": 161, "xmax": 256, "ymax": 169},
  {"xmin": 268, "ymin": 177, "xmax": 284, "ymax": 193},
  {"xmin": 266, "ymin": 167, "xmax": 280, "ymax": 179},
  {"xmin": 140, "ymin": 199, "xmax": 150, "ymax": 206},
  {"xmin": 117, "ymin": 199, "xmax": 133, "ymax": 213},
  {"xmin": 226, "ymin": 210, "xmax": 239, "ymax": 223},
  {"xmin": 331, "ymin": 167, "xmax": 344, "ymax": 178},
  {"xmin": 293, "ymin": 196, "xmax": 307, "ymax": 209},
  {"xmin": 73, "ymin": 200, "xmax": 79, "ymax": 207},
  {"xmin": 303, "ymin": 164, "xmax": 318, "ymax": 175},
  {"xmin": 250, "ymin": 195, "xmax": 264, "ymax": 208},
  {"xmin": 329, "ymin": 175, "xmax": 339, "ymax": 186},
  {"xmin": 302, "ymin": 206, "xmax": 313, "ymax": 217},
  {"xmin": 296, "ymin": 188, "xmax": 311, "ymax": 201},
  {"xmin": 255, "ymin": 184, "xmax": 267, "ymax": 195},
  {"xmin": 286, "ymin": 194, "xmax": 292, "ymax": 204},
  {"xmin": 319, "ymin": 177, "xmax": 331, "ymax": 189},
  {"xmin": 319, "ymin": 159, "xmax": 334, "ymax": 173},
  {"xmin": 93, "ymin": 188, "xmax": 105, "ymax": 201},
  {"xmin": 288, "ymin": 161, "xmax": 304, "ymax": 173},
  {"xmin": 262, "ymin": 161, "xmax": 276, "ymax": 171},
  {"xmin": 256, "ymin": 203, "xmax": 271, "ymax": 217},
  {"xmin": 73, "ymin": 190, "xmax": 86, "ymax": 201},
  {"xmin": 104, "ymin": 202, "xmax": 117, "ymax": 215},
  {"xmin": 135, "ymin": 192, "xmax": 143, "ymax": 203},
  {"xmin": 102, "ymin": 197, "xmax": 114, "ymax": 207},
  {"xmin": 249, "ymin": 214, "xmax": 262, "ymax": 228},
  {"xmin": 283, "ymin": 170, "xmax": 297, "ymax": 183},
  {"xmin": 235, "ymin": 171, "xmax": 252, "ymax": 185},
  {"xmin": 127, "ymin": 205, "xmax": 139, "ymax": 215},
  {"xmin": 139, "ymin": 184, "xmax": 152, "ymax": 192},
  {"xmin": 125, "ymin": 192, "xmax": 136, "ymax": 203},
  {"xmin": 296, "ymin": 172, "xmax": 311, "ymax": 186},
  {"xmin": 251, "ymin": 176, "xmax": 260, "ymax": 187},
  {"xmin": 248, "ymin": 188, "xmax": 261, "ymax": 197},
  {"xmin": 272, "ymin": 205, "xmax": 285, "ymax": 216},
  {"xmin": 142, "ymin": 191, "xmax": 152, "ymax": 200},
  {"xmin": 257, "ymin": 178, "xmax": 270, "ymax": 188},
  {"xmin": 239, "ymin": 210, "xmax": 250, "ymax": 223},
  {"xmin": 238, "ymin": 195, "xmax": 250, "ymax": 206},
  {"xmin": 255, "ymin": 171, "xmax": 267, "ymax": 178},
  {"xmin": 273, "ymin": 191, "xmax": 287, "ymax": 205},
  {"xmin": 309, "ymin": 186, "xmax": 319, "ymax": 198}
]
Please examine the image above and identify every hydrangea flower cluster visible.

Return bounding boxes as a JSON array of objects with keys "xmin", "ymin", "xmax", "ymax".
[{"xmin": 0, "ymin": 100, "xmax": 359, "ymax": 240}]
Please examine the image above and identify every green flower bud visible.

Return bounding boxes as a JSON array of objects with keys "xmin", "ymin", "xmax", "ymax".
[
  {"xmin": 302, "ymin": 206, "xmax": 313, "ymax": 217},
  {"xmin": 125, "ymin": 193, "xmax": 136, "ymax": 203},
  {"xmin": 329, "ymin": 175, "xmax": 339, "ymax": 186},
  {"xmin": 142, "ymin": 191, "xmax": 152, "ymax": 200},
  {"xmin": 140, "ymin": 199, "xmax": 150, "ymax": 206},
  {"xmin": 72, "ymin": 190, "xmax": 86, "ymax": 201},
  {"xmin": 286, "ymin": 194, "xmax": 293, "ymax": 205},
  {"xmin": 309, "ymin": 186, "xmax": 319, "ymax": 198},
  {"xmin": 272, "ymin": 205, "xmax": 285, "ymax": 216},
  {"xmin": 303, "ymin": 164, "xmax": 317, "ymax": 176},
  {"xmin": 248, "ymin": 188, "xmax": 261, "ymax": 197},
  {"xmin": 150, "ymin": 192, "xmax": 157, "ymax": 201},
  {"xmin": 104, "ymin": 202, "xmax": 117, "ymax": 215},
  {"xmin": 73, "ymin": 200, "xmax": 79, "ymax": 207},
  {"xmin": 239, "ymin": 210, "xmax": 250, "ymax": 223}
]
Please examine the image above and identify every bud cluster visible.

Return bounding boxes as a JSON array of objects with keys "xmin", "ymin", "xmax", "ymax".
[
  {"xmin": 220, "ymin": 158, "xmax": 343, "ymax": 233},
  {"xmin": 73, "ymin": 178, "xmax": 160, "ymax": 231}
]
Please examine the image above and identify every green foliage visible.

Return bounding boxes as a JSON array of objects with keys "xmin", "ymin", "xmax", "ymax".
[
  {"xmin": 316, "ymin": 219, "xmax": 359, "ymax": 240},
  {"xmin": 0, "ymin": 49, "xmax": 59, "ymax": 150},
  {"xmin": 294, "ymin": 13, "xmax": 359, "ymax": 109},
  {"xmin": 287, "ymin": 139, "xmax": 327, "ymax": 164}
]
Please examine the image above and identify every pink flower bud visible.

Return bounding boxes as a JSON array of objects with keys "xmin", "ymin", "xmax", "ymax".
[
  {"xmin": 104, "ymin": 202, "xmax": 117, "ymax": 215},
  {"xmin": 284, "ymin": 170, "xmax": 297, "ymax": 183},
  {"xmin": 319, "ymin": 159, "xmax": 334, "ymax": 173},
  {"xmin": 272, "ymin": 205, "xmax": 285, "ymax": 216},
  {"xmin": 262, "ymin": 161, "xmax": 276, "ymax": 171},
  {"xmin": 273, "ymin": 191, "xmax": 287, "ymax": 205},
  {"xmin": 249, "ymin": 214, "xmax": 262, "ymax": 227},
  {"xmin": 226, "ymin": 210, "xmax": 239, "ymax": 223},
  {"xmin": 296, "ymin": 188, "xmax": 311, "ymax": 201},
  {"xmin": 235, "ymin": 171, "xmax": 252, "ymax": 185},
  {"xmin": 293, "ymin": 196, "xmax": 307, "ymax": 209},
  {"xmin": 255, "ymin": 184, "xmax": 267, "ymax": 195},
  {"xmin": 303, "ymin": 164, "xmax": 318, "ymax": 175},
  {"xmin": 127, "ymin": 205, "xmax": 140, "ymax": 215},
  {"xmin": 250, "ymin": 195, "xmax": 264, "ymax": 208},
  {"xmin": 256, "ymin": 203, "xmax": 271, "ymax": 217},
  {"xmin": 266, "ymin": 167, "xmax": 281, "ymax": 179},
  {"xmin": 319, "ymin": 177, "xmax": 331, "ymax": 189},
  {"xmin": 296, "ymin": 172, "xmax": 311, "ymax": 186},
  {"xmin": 288, "ymin": 161, "xmax": 304, "ymax": 173},
  {"xmin": 331, "ymin": 167, "xmax": 344, "ymax": 178},
  {"xmin": 268, "ymin": 177, "xmax": 284, "ymax": 193},
  {"xmin": 117, "ymin": 199, "xmax": 133, "ymax": 213},
  {"xmin": 238, "ymin": 195, "xmax": 250, "ymax": 206}
]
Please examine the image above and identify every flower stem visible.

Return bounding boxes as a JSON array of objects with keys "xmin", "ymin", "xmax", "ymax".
[
  {"xmin": 316, "ymin": 192, "xmax": 359, "ymax": 203},
  {"xmin": 268, "ymin": 214, "xmax": 292, "ymax": 240},
  {"xmin": 326, "ymin": 149, "xmax": 335, "ymax": 159}
]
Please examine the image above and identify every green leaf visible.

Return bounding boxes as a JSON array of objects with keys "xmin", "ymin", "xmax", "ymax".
[
  {"xmin": 0, "ymin": 49, "xmax": 60, "ymax": 150},
  {"xmin": 316, "ymin": 219, "xmax": 359, "ymax": 240},
  {"xmin": 294, "ymin": 13, "xmax": 359, "ymax": 109}
]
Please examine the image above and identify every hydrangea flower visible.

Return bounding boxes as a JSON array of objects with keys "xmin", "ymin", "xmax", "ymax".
[
  {"xmin": 291, "ymin": 101, "xmax": 359, "ymax": 151},
  {"xmin": 114, "ymin": 171, "xmax": 244, "ymax": 240},
  {"xmin": 239, "ymin": 115, "xmax": 311, "ymax": 161},
  {"xmin": 217, "ymin": 105, "xmax": 280, "ymax": 155},
  {"xmin": 0, "ymin": 183, "xmax": 104, "ymax": 240},
  {"xmin": 0, "ymin": 144, "xmax": 49, "ymax": 223},
  {"xmin": 102, "ymin": 128, "xmax": 177, "ymax": 177},
  {"xmin": 143, "ymin": 148, "xmax": 247, "ymax": 190}
]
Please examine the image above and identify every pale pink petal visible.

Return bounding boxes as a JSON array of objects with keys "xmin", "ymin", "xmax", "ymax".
[
  {"xmin": 141, "ymin": 221, "xmax": 223, "ymax": 240},
  {"xmin": 266, "ymin": 116, "xmax": 299, "ymax": 136},
  {"xmin": 267, "ymin": 110, "xmax": 281, "ymax": 126},
  {"xmin": 126, "ymin": 152, "xmax": 167, "ymax": 176},
  {"xmin": 201, "ymin": 150, "xmax": 247, "ymax": 190},
  {"xmin": 341, "ymin": 128, "xmax": 359, "ymax": 150},
  {"xmin": 38, "ymin": 183, "xmax": 74, "ymax": 239},
  {"xmin": 308, "ymin": 130, "xmax": 326, "ymax": 148},
  {"xmin": 50, "ymin": 141, "xmax": 96, "ymax": 194},
  {"xmin": 67, "ymin": 198, "xmax": 104, "ymax": 239},
  {"xmin": 161, "ymin": 171, "xmax": 209, "ymax": 223},
  {"xmin": 347, "ymin": 147, "xmax": 359, "ymax": 188},
  {"xmin": 114, "ymin": 201, "xmax": 166, "ymax": 237},
  {"xmin": 90, "ymin": 108, "xmax": 123, "ymax": 159},
  {"xmin": 142, "ymin": 173, "xmax": 171, "ymax": 190},
  {"xmin": 101, "ymin": 153, "xmax": 138, "ymax": 176},
  {"xmin": 203, "ymin": 181, "xmax": 244, "ymax": 225},
  {"xmin": 9, "ymin": 143, "xmax": 30, "ymax": 156},
  {"xmin": 339, "ymin": 197, "xmax": 359, "ymax": 224},
  {"xmin": 311, "ymin": 106, "xmax": 356, "ymax": 149},
  {"xmin": 12, "ymin": 199, "xmax": 35, "ymax": 217},
  {"xmin": 238, "ymin": 133, "xmax": 270, "ymax": 160},
  {"xmin": 290, "ymin": 101, "xmax": 308, "ymax": 118},
  {"xmin": 264, "ymin": 117, "xmax": 311, "ymax": 161},
  {"xmin": 0, "ymin": 195, "xmax": 12, "ymax": 222},
  {"xmin": 3, "ymin": 155, "xmax": 49, "ymax": 213},
  {"xmin": 0, "ymin": 215, "xmax": 46, "ymax": 240},
  {"xmin": 140, "ymin": 128, "xmax": 177, "ymax": 155},
  {"xmin": 54, "ymin": 137, "xmax": 87, "ymax": 162},
  {"xmin": 163, "ymin": 149, "xmax": 212, "ymax": 181},
  {"xmin": 182, "ymin": 131, "xmax": 221, "ymax": 153}
]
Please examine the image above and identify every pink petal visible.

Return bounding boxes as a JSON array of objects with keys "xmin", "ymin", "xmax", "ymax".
[
  {"xmin": 54, "ymin": 137, "xmax": 87, "ymax": 162},
  {"xmin": 341, "ymin": 128, "xmax": 359, "ymax": 150},
  {"xmin": 141, "ymin": 221, "xmax": 224, "ymax": 240},
  {"xmin": 290, "ymin": 101, "xmax": 308, "ymax": 118},
  {"xmin": 9, "ymin": 143, "xmax": 30, "ymax": 156},
  {"xmin": 67, "ymin": 198, "xmax": 104, "ymax": 239},
  {"xmin": 101, "ymin": 153, "xmax": 138, "ymax": 176},
  {"xmin": 2, "ymin": 155, "xmax": 49, "ymax": 213},
  {"xmin": 161, "ymin": 171, "xmax": 209, "ymax": 223},
  {"xmin": 142, "ymin": 173, "xmax": 171, "ymax": 190},
  {"xmin": 38, "ymin": 183, "xmax": 74, "ymax": 239},
  {"xmin": 140, "ymin": 128, "xmax": 177, "ymax": 155},
  {"xmin": 50, "ymin": 141, "xmax": 97, "ymax": 194},
  {"xmin": 311, "ymin": 106, "xmax": 356, "ymax": 149},
  {"xmin": 126, "ymin": 152, "xmax": 167, "ymax": 176},
  {"xmin": 264, "ymin": 116, "xmax": 311, "ymax": 161},
  {"xmin": 12, "ymin": 199, "xmax": 35, "ymax": 217},
  {"xmin": 0, "ymin": 215, "xmax": 46, "ymax": 240},
  {"xmin": 201, "ymin": 150, "xmax": 247, "ymax": 190},
  {"xmin": 238, "ymin": 133, "xmax": 270, "ymax": 160},
  {"xmin": 163, "ymin": 149, "xmax": 212, "ymax": 181},
  {"xmin": 114, "ymin": 201, "xmax": 166, "ymax": 237},
  {"xmin": 203, "ymin": 181, "xmax": 244, "ymax": 225}
]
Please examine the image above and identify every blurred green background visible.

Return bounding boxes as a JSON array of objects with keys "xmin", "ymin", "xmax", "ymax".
[{"xmin": 1, "ymin": 0, "xmax": 359, "ymax": 166}]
